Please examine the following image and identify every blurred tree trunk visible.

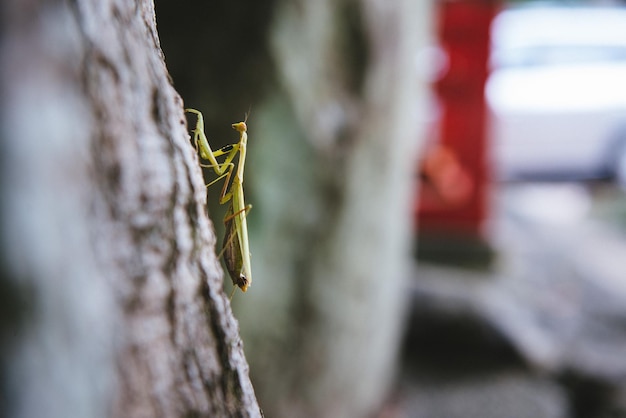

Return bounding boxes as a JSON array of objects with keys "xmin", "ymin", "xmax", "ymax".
[
  {"xmin": 236, "ymin": 1, "xmax": 433, "ymax": 417},
  {"xmin": 0, "ymin": 1, "xmax": 260, "ymax": 417}
]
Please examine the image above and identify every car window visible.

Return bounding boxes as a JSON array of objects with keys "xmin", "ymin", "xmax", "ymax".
[{"xmin": 490, "ymin": 7, "xmax": 626, "ymax": 69}]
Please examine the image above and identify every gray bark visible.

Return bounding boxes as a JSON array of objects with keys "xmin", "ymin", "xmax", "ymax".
[{"xmin": 0, "ymin": 1, "xmax": 259, "ymax": 417}]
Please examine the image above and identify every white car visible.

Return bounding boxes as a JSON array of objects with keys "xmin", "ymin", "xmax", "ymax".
[{"xmin": 486, "ymin": 6, "xmax": 626, "ymax": 184}]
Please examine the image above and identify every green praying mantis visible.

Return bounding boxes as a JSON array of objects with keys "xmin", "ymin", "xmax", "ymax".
[{"xmin": 186, "ymin": 108, "xmax": 252, "ymax": 294}]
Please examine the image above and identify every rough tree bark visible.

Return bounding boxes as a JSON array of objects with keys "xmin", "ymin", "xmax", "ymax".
[{"xmin": 0, "ymin": 1, "xmax": 259, "ymax": 417}]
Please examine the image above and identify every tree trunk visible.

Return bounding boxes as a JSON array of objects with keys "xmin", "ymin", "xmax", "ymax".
[
  {"xmin": 0, "ymin": 1, "xmax": 259, "ymax": 417},
  {"xmin": 239, "ymin": 1, "xmax": 433, "ymax": 416}
]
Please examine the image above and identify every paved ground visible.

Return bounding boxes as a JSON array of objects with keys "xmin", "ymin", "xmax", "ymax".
[
  {"xmin": 492, "ymin": 182, "xmax": 626, "ymax": 299},
  {"xmin": 390, "ymin": 182, "xmax": 626, "ymax": 418}
]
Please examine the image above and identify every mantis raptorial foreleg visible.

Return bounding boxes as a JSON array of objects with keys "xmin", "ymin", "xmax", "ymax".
[
  {"xmin": 185, "ymin": 108, "xmax": 253, "ymax": 293},
  {"xmin": 186, "ymin": 108, "xmax": 239, "ymax": 176}
]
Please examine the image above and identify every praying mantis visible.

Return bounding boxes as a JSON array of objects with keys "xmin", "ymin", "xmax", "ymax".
[{"xmin": 186, "ymin": 108, "xmax": 252, "ymax": 294}]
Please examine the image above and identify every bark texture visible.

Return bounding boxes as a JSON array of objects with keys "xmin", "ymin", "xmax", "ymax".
[{"xmin": 0, "ymin": 1, "xmax": 259, "ymax": 417}]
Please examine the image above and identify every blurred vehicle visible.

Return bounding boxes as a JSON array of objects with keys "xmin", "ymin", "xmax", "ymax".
[{"xmin": 486, "ymin": 6, "xmax": 626, "ymax": 185}]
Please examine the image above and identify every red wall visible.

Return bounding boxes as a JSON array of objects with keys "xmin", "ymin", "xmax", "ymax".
[{"xmin": 417, "ymin": 0, "xmax": 499, "ymax": 238}]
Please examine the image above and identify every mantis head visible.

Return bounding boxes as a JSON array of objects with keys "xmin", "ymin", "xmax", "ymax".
[{"xmin": 232, "ymin": 121, "xmax": 247, "ymax": 133}]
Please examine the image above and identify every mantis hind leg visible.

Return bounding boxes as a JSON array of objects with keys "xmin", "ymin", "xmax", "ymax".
[{"xmin": 223, "ymin": 204, "xmax": 252, "ymax": 223}]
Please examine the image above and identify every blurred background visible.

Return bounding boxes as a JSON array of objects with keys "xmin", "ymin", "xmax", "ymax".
[{"xmin": 157, "ymin": 0, "xmax": 626, "ymax": 417}]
